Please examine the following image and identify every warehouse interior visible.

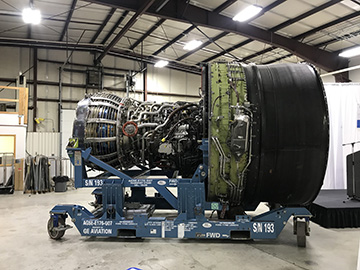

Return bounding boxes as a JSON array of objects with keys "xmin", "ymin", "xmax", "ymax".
[{"xmin": 0, "ymin": 0, "xmax": 360, "ymax": 269}]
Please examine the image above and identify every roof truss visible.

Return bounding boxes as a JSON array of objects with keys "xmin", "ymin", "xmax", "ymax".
[{"xmin": 59, "ymin": 0, "xmax": 77, "ymax": 41}]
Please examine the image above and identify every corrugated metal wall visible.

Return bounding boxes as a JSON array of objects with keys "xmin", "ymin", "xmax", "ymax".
[
  {"xmin": 26, "ymin": 132, "xmax": 60, "ymax": 157},
  {"xmin": 26, "ymin": 132, "xmax": 73, "ymax": 178}
]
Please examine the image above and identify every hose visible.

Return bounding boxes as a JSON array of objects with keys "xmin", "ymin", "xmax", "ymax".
[
  {"xmin": 150, "ymin": 103, "xmax": 197, "ymax": 141},
  {"xmin": 162, "ymin": 117, "xmax": 194, "ymax": 141}
]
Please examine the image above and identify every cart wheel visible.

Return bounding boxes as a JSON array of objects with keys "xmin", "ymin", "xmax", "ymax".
[
  {"xmin": 297, "ymin": 234, "xmax": 306, "ymax": 248},
  {"xmin": 296, "ymin": 220, "xmax": 307, "ymax": 248},
  {"xmin": 47, "ymin": 216, "xmax": 65, "ymax": 240}
]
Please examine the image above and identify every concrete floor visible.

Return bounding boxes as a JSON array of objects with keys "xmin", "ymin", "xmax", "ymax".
[{"xmin": 0, "ymin": 189, "xmax": 359, "ymax": 270}]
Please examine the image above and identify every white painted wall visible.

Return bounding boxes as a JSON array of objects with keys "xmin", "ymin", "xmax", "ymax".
[
  {"xmin": 0, "ymin": 126, "xmax": 26, "ymax": 159},
  {"xmin": 0, "ymin": 113, "xmax": 26, "ymax": 185},
  {"xmin": 0, "ymin": 114, "xmax": 26, "ymax": 159}
]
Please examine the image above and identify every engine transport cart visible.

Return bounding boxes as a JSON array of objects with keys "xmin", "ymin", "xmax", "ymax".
[{"xmin": 48, "ymin": 140, "xmax": 311, "ymax": 247}]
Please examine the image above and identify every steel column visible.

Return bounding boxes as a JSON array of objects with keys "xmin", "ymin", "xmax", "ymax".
[
  {"xmin": 143, "ymin": 62, "xmax": 147, "ymax": 101},
  {"xmin": 33, "ymin": 48, "xmax": 38, "ymax": 131}
]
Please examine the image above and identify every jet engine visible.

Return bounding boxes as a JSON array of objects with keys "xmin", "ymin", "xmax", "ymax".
[{"xmin": 71, "ymin": 61, "xmax": 329, "ymax": 210}]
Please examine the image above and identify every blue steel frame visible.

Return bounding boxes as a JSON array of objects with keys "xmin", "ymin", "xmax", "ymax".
[{"xmin": 49, "ymin": 139, "xmax": 311, "ymax": 240}]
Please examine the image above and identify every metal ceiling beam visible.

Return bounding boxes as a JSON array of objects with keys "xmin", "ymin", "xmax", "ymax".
[
  {"xmin": 159, "ymin": 0, "xmax": 347, "ymax": 70},
  {"xmin": 38, "ymin": 58, "xmax": 135, "ymax": 72},
  {"xmin": 201, "ymin": 0, "xmax": 286, "ymax": 63},
  {"xmin": 129, "ymin": 18, "xmax": 166, "ymax": 50},
  {"xmin": 0, "ymin": 37, "xmax": 103, "ymax": 50},
  {"xmin": 241, "ymin": 46, "xmax": 276, "ymax": 62},
  {"xmin": 213, "ymin": 0, "xmax": 237, "ymax": 13},
  {"xmin": 152, "ymin": 25, "xmax": 195, "ymax": 56},
  {"xmin": 101, "ymin": 10, "xmax": 129, "ymax": 44},
  {"xmin": 262, "ymin": 33, "xmax": 348, "ymax": 64},
  {"xmin": 242, "ymin": 10, "xmax": 360, "ymax": 63},
  {"xmin": 109, "ymin": 48, "xmax": 201, "ymax": 74},
  {"xmin": 59, "ymin": 0, "xmax": 77, "ymax": 41},
  {"xmin": 0, "ymin": 10, "xmax": 101, "ymax": 26},
  {"xmin": 202, "ymin": 0, "xmax": 345, "ymax": 68},
  {"xmin": 351, "ymin": 0, "xmax": 360, "ymax": 5},
  {"xmin": 96, "ymin": 0, "xmax": 155, "ymax": 64},
  {"xmin": 151, "ymin": 0, "xmax": 238, "ymax": 57},
  {"xmin": 263, "ymin": 54, "xmax": 291, "ymax": 64},
  {"xmin": 294, "ymin": 11, "xmax": 360, "ymax": 40},
  {"xmin": 262, "ymin": 12, "xmax": 360, "ymax": 65},
  {"xmin": 202, "ymin": 39, "xmax": 253, "ymax": 63},
  {"xmin": 154, "ymin": 0, "xmax": 170, "ymax": 12},
  {"xmin": 316, "ymin": 29, "xmax": 360, "ymax": 48},
  {"xmin": 90, "ymin": 7, "xmax": 116, "ymax": 43},
  {"xmin": 0, "ymin": 37, "xmax": 200, "ymax": 75},
  {"xmin": 270, "ymin": 0, "xmax": 342, "ymax": 32},
  {"xmin": 250, "ymin": 0, "xmax": 286, "ymax": 21},
  {"xmin": 176, "ymin": 32, "xmax": 228, "ymax": 61}
]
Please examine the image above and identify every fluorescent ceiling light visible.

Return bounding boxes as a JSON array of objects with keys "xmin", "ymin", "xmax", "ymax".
[
  {"xmin": 339, "ymin": 46, "xmax": 360, "ymax": 58},
  {"xmin": 233, "ymin": 5, "xmax": 262, "ymax": 22},
  {"xmin": 154, "ymin": 60, "xmax": 169, "ymax": 68},
  {"xmin": 22, "ymin": 7, "xmax": 41, "ymax": 25},
  {"xmin": 183, "ymin": 40, "xmax": 202, "ymax": 51}
]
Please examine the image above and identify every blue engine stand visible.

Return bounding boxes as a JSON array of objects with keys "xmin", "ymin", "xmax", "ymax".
[{"xmin": 48, "ymin": 140, "xmax": 311, "ymax": 246}]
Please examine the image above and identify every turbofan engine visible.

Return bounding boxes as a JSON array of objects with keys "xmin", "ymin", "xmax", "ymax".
[{"xmin": 71, "ymin": 61, "xmax": 329, "ymax": 209}]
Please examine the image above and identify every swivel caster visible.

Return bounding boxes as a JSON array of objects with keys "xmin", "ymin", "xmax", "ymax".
[
  {"xmin": 47, "ymin": 215, "xmax": 72, "ymax": 240},
  {"xmin": 293, "ymin": 217, "xmax": 310, "ymax": 247}
]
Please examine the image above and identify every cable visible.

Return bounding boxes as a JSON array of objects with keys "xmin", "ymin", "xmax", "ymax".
[
  {"xmin": 177, "ymin": 2, "xmax": 242, "ymax": 62},
  {"xmin": 163, "ymin": 117, "xmax": 194, "ymax": 141},
  {"xmin": 1, "ymin": 0, "xmax": 19, "ymax": 11},
  {"xmin": 0, "ymin": 3, "xmax": 92, "ymax": 38},
  {"xmin": 62, "ymin": 29, "xmax": 86, "ymax": 68},
  {"xmin": 229, "ymin": 82, "xmax": 240, "ymax": 104},
  {"xmin": 150, "ymin": 103, "xmax": 196, "ymax": 141},
  {"xmin": 42, "ymin": 24, "xmax": 77, "ymax": 43},
  {"xmin": 160, "ymin": 23, "xmax": 179, "ymax": 58},
  {"xmin": 46, "ymin": 3, "xmax": 92, "ymax": 20},
  {"xmin": 0, "ymin": 64, "xmax": 35, "ymax": 92},
  {"xmin": 211, "ymin": 94, "xmax": 225, "ymax": 113},
  {"xmin": 181, "ymin": 14, "xmax": 241, "ymax": 62},
  {"xmin": 0, "ymin": 24, "xmax": 26, "ymax": 35}
]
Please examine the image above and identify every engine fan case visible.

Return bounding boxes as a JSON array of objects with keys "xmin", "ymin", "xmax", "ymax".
[{"xmin": 242, "ymin": 63, "xmax": 329, "ymax": 206}]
